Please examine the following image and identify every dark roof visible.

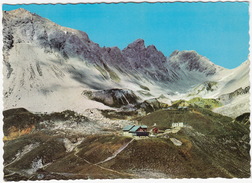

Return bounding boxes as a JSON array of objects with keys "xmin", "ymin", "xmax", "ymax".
[
  {"xmin": 129, "ymin": 125, "xmax": 147, "ymax": 132},
  {"xmin": 123, "ymin": 125, "xmax": 135, "ymax": 131},
  {"xmin": 134, "ymin": 132, "xmax": 149, "ymax": 136}
]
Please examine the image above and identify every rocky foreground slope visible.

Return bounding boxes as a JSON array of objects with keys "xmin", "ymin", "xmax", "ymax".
[{"xmin": 3, "ymin": 107, "xmax": 250, "ymax": 180}]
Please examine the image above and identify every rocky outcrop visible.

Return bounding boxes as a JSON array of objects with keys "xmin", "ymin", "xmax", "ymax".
[
  {"xmin": 218, "ymin": 86, "xmax": 250, "ymax": 104},
  {"xmin": 122, "ymin": 39, "xmax": 175, "ymax": 81},
  {"xmin": 235, "ymin": 113, "xmax": 250, "ymax": 126},
  {"xmin": 122, "ymin": 39, "xmax": 166, "ymax": 70},
  {"xmin": 3, "ymin": 108, "xmax": 41, "ymax": 138},
  {"xmin": 82, "ymin": 89, "xmax": 140, "ymax": 108},
  {"xmin": 168, "ymin": 50, "xmax": 224, "ymax": 76},
  {"xmin": 188, "ymin": 81, "xmax": 219, "ymax": 97},
  {"xmin": 212, "ymin": 86, "xmax": 250, "ymax": 118},
  {"xmin": 136, "ymin": 98, "xmax": 168, "ymax": 113}
]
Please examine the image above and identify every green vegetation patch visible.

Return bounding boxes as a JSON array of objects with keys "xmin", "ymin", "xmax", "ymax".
[
  {"xmin": 95, "ymin": 64, "xmax": 121, "ymax": 82},
  {"xmin": 95, "ymin": 65, "xmax": 109, "ymax": 79},
  {"xmin": 103, "ymin": 63, "xmax": 121, "ymax": 82},
  {"xmin": 171, "ymin": 99, "xmax": 190, "ymax": 107},
  {"xmin": 172, "ymin": 97, "xmax": 222, "ymax": 109},
  {"xmin": 137, "ymin": 90, "xmax": 153, "ymax": 97},
  {"xmin": 188, "ymin": 97, "xmax": 222, "ymax": 109}
]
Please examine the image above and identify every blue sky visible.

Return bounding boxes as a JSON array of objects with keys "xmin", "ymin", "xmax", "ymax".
[{"xmin": 2, "ymin": 2, "xmax": 249, "ymax": 69}]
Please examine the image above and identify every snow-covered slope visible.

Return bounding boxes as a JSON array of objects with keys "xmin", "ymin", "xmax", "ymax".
[
  {"xmin": 2, "ymin": 8, "xmax": 250, "ymax": 117},
  {"xmin": 3, "ymin": 43, "xmax": 114, "ymax": 113},
  {"xmin": 213, "ymin": 93, "xmax": 250, "ymax": 118},
  {"xmin": 215, "ymin": 60, "xmax": 250, "ymax": 95},
  {"xmin": 184, "ymin": 58, "xmax": 250, "ymax": 117},
  {"xmin": 187, "ymin": 60, "xmax": 249, "ymax": 98}
]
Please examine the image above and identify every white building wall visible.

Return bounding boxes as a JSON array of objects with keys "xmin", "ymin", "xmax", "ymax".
[
  {"xmin": 172, "ymin": 122, "xmax": 184, "ymax": 128},
  {"xmin": 178, "ymin": 122, "xmax": 184, "ymax": 127},
  {"xmin": 123, "ymin": 132, "xmax": 133, "ymax": 137}
]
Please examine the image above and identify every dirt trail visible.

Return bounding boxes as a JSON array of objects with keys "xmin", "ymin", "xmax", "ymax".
[
  {"xmin": 96, "ymin": 138, "xmax": 134, "ymax": 165},
  {"xmin": 73, "ymin": 144, "xmax": 135, "ymax": 177},
  {"xmin": 73, "ymin": 147, "xmax": 92, "ymax": 165},
  {"xmin": 5, "ymin": 138, "xmax": 135, "ymax": 179}
]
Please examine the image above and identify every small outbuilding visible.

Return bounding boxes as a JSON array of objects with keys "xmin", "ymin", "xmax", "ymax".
[
  {"xmin": 152, "ymin": 127, "xmax": 159, "ymax": 134},
  {"xmin": 171, "ymin": 122, "xmax": 184, "ymax": 128}
]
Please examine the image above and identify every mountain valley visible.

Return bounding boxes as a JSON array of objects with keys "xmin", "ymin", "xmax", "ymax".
[{"xmin": 2, "ymin": 8, "xmax": 251, "ymax": 180}]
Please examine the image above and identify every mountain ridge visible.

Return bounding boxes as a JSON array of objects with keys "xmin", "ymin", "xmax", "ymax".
[
  {"xmin": 3, "ymin": 8, "xmax": 227, "ymax": 74},
  {"xmin": 2, "ymin": 8, "xmax": 249, "ymax": 117},
  {"xmin": 2, "ymin": 8, "xmax": 250, "ymax": 180}
]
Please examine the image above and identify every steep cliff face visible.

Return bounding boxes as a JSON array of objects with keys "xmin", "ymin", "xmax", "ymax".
[
  {"xmin": 3, "ymin": 9, "xmax": 176, "ymax": 84},
  {"xmin": 122, "ymin": 39, "xmax": 175, "ymax": 81}
]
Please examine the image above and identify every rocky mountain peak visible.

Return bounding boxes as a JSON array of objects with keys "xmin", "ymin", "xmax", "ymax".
[
  {"xmin": 6, "ymin": 8, "xmax": 33, "ymax": 16},
  {"xmin": 146, "ymin": 45, "xmax": 158, "ymax": 52},
  {"xmin": 123, "ymin": 39, "xmax": 145, "ymax": 51},
  {"xmin": 121, "ymin": 39, "xmax": 167, "ymax": 71},
  {"xmin": 168, "ymin": 50, "xmax": 223, "ymax": 76},
  {"xmin": 171, "ymin": 50, "xmax": 200, "ymax": 62},
  {"xmin": 169, "ymin": 50, "xmax": 180, "ymax": 57},
  {"xmin": 122, "ymin": 39, "xmax": 166, "ymax": 60},
  {"xmin": 3, "ymin": 8, "xmax": 42, "ymax": 23}
]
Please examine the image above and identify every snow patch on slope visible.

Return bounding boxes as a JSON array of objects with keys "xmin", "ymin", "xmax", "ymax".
[{"xmin": 213, "ymin": 93, "xmax": 250, "ymax": 118}]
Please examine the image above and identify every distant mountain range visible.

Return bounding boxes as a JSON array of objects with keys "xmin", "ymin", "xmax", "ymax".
[
  {"xmin": 2, "ymin": 8, "xmax": 250, "ymax": 117},
  {"xmin": 2, "ymin": 8, "xmax": 250, "ymax": 180}
]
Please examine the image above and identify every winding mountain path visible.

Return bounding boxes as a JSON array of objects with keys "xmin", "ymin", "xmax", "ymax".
[
  {"xmin": 73, "ymin": 143, "xmax": 135, "ymax": 177},
  {"xmin": 96, "ymin": 138, "xmax": 134, "ymax": 165}
]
